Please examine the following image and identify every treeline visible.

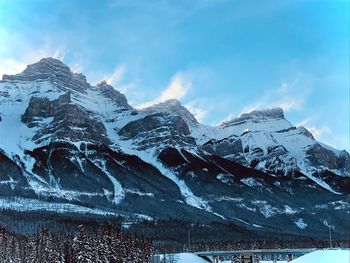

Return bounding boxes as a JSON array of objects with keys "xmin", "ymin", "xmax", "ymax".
[
  {"xmin": 129, "ymin": 218, "xmax": 350, "ymax": 254},
  {"xmin": 0, "ymin": 209, "xmax": 125, "ymax": 235},
  {"xmin": 154, "ymin": 236, "xmax": 350, "ymax": 254},
  {"xmin": 0, "ymin": 224, "xmax": 152, "ymax": 263}
]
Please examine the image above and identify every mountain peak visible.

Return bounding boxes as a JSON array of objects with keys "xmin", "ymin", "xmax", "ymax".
[
  {"xmin": 2, "ymin": 57, "xmax": 90, "ymax": 93},
  {"xmin": 37, "ymin": 57, "xmax": 66, "ymax": 65},
  {"xmin": 96, "ymin": 80, "xmax": 109, "ymax": 87},
  {"xmin": 143, "ymin": 99, "xmax": 198, "ymax": 126},
  {"xmin": 95, "ymin": 80, "xmax": 132, "ymax": 110},
  {"xmin": 23, "ymin": 57, "xmax": 71, "ymax": 75},
  {"xmin": 162, "ymin": 98, "xmax": 182, "ymax": 106},
  {"xmin": 221, "ymin": 107, "xmax": 286, "ymax": 129},
  {"xmin": 149, "ymin": 99, "xmax": 186, "ymax": 110},
  {"xmin": 239, "ymin": 107, "xmax": 285, "ymax": 120}
]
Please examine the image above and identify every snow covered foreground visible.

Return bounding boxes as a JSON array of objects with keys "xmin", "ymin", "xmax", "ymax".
[
  {"xmin": 161, "ymin": 250, "xmax": 350, "ymax": 263},
  {"xmin": 160, "ymin": 253, "xmax": 208, "ymax": 263},
  {"xmin": 290, "ymin": 249, "xmax": 349, "ymax": 263}
]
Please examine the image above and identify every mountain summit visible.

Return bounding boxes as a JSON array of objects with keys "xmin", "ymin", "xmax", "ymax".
[{"xmin": 0, "ymin": 58, "xmax": 349, "ymax": 239}]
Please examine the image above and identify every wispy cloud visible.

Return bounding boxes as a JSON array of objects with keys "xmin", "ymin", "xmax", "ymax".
[
  {"xmin": 69, "ymin": 62, "xmax": 84, "ymax": 73},
  {"xmin": 295, "ymin": 117, "xmax": 349, "ymax": 150},
  {"xmin": 117, "ymin": 82, "xmax": 136, "ymax": 94},
  {"xmin": 239, "ymin": 79, "xmax": 309, "ymax": 115},
  {"xmin": 298, "ymin": 118, "xmax": 332, "ymax": 141},
  {"xmin": 185, "ymin": 101, "xmax": 207, "ymax": 122},
  {"xmin": 295, "ymin": 118, "xmax": 311, "ymax": 127},
  {"xmin": 0, "ymin": 58, "xmax": 27, "ymax": 78},
  {"xmin": 0, "ymin": 27, "xmax": 66, "ymax": 78},
  {"xmin": 136, "ymin": 73, "xmax": 191, "ymax": 109},
  {"xmin": 307, "ymin": 126, "xmax": 332, "ymax": 141},
  {"xmin": 0, "ymin": 47, "xmax": 65, "ymax": 78},
  {"xmin": 103, "ymin": 64, "xmax": 125, "ymax": 85},
  {"xmin": 216, "ymin": 113, "xmax": 234, "ymax": 125}
]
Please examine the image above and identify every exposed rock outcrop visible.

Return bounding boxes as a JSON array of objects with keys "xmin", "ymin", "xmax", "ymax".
[
  {"xmin": 119, "ymin": 112, "xmax": 196, "ymax": 150},
  {"xmin": 96, "ymin": 81, "xmax": 132, "ymax": 110},
  {"xmin": 22, "ymin": 92, "xmax": 110, "ymax": 145}
]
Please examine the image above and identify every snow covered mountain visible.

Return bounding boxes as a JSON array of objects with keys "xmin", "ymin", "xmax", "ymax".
[{"xmin": 0, "ymin": 58, "xmax": 349, "ymax": 238}]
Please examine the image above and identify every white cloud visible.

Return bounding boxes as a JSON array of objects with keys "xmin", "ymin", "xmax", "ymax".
[
  {"xmin": 103, "ymin": 64, "xmax": 125, "ymax": 85},
  {"xmin": 0, "ymin": 47, "xmax": 65, "ymax": 78},
  {"xmin": 216, "ymin": 113, "xmax": 234, "ymax": 125},
  {"xmin": 69, "ymin": 62, "xmax": 84, "ymax": 73},
  {"xmin": 296, "ymin": 118, "xmax": 331, "ymax": 141},
  {"xmin": 117, "ymin": 82, "xmax": 136, "ymax": 94},
  {"xmin": 0, "ymin": 59, "xmax": 27, "ymax": 78},
  {"xmin": 239, "ymin": 79, "xmax": 308, "ymax": 115},
  {"xmin": 278, "ymin": 100, "xmax": 302, "ymax": 111},
  {"xmin": 295, "ymin": 118, "xmax": 349, "ymax": 150},
  {"xmin": 0, "ymin": 27, "xmax": 66, "ymax": 78},
  {"xmin": 296, "ymin": 118, "xmax": 311, "ymax": 127},
  {"xmin": 137, "ymin": 73, "xmax": 191, "ymax": 108},
  {"xmin": 306, "ymin": 124, "xmax": 344, "ymax": 150},
  {"xmin": 307, "ymin": 126, "xmax": 332, "ymax": 141},
  {"xmin": 185, "ymin": 102, "xmax": 207, "ymax": 122}
]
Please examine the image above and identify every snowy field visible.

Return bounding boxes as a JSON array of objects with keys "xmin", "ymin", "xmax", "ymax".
[
  {"xmin": 290, "ymin": 249, "xmax": 349, "ymax": 263},
  {"xmin": 159, "ymin": 250, "xmax": 349, "ymax": 263},
  {"xmin": 159, "ymin": 253, "xmax": 290, "ymax": 263},
  {"xmin": 221, "ymin": 261, "xmax": 287, "ymax": 263},
  {"xmin": 159, "ymin": 253, "xmax": 208, "ymax": 263}
]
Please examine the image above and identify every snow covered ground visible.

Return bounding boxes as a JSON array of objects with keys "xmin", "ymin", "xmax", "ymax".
[
  {"xmin": 259, "ymin": 261, "xmax": 287, "ymax": 263},
  {"xmin": 174, "ymin": 253, "xmax": 209, "ymax": 263},
  {"xmin": 221, "ymin": 261, "xmax": 287, "ymax": 263},
  {"xmin": 0, "ymin": 197, "xmax": 116, "ymax": 215},
  {"xmin": 159, "ymin": 253, "xmax": 208, "ymax": 263},
  {"xmin": 290, "ymin": 249, "xmax": 349, "ymax": 263},
  {"xmin": 160, "ymin": 254, "xmax": 290, "ymax": 263},
  {"xmin": 159, "ymin": 250, "xmax": 350, "ymax": 263}
]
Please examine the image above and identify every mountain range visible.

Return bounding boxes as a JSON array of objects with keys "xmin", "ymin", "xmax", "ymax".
[{"xmin": 0, "ymin": 58, "xmax": 349, "ymax": 238}]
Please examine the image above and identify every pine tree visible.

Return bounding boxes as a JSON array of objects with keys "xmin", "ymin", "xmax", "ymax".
[
  {"xmin": 26, "ymin": 234, "xmax": 38, "ymax": 263},
  {"xmin": 72, "ymin": 224, "xmax": 95, "ymax": 263},
  {"xmin": 97, "ymin": 225, "xmax": 112, "ymax": 263},
  {"xmin": 110, "ymin": 226, "xmax": 123, "ymax": 263},
  {"xmin": 6, "ymin": 231, "xmax": 16, "ymax": 263},
  {"xmin": 63, "ymin": 241, "xmax": 73, "ymax": 263},
  {"xmin": 37, "ymin": 228, "xmax": 60, "ymax": 263},
  {"xmin": 0, "ymin": 227, "xmax": 7, "ymax": 262}
]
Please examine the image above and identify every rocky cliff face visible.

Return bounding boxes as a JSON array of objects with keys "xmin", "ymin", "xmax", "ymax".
[
  {"xmin": 0, "ymin": 58, "xmax": 349, "ymax": 239},
  {"xmin": 22, "ymin": 92, "xmax": 110, "ymax": 145},
  {"xmin": 119, "ymin": 112, "xmax": 196, "ymax": 150}
]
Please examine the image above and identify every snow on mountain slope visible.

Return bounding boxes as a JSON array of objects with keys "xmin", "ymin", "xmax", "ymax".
[
  {"xmin": 0, "ymin": 58, "xmax": 349, "ymax": 238},
  {"xmin": 0, "ymin": 80, "xmax": 62, "ymax": 155},
  {"xmin": 116, "ymin": 139, "xmax": 212, "ymax": 212},
  {"xmin": 271, "ymin": 126, "xmax": 315, "ymax": 159},
  {"xmin": 201, "ymin": 106, "xmax": 349, "ymax": 194},
  {"xmin": 1, "ymin": 58, "xmax": 347, "ymax": 182},
  {"xmin": 95, "ymin": 160, "xmax": 125, "ymax": 204},
  {"xmin": 69, "ymin": 81, "xmax": 138, "ymax": 145}
]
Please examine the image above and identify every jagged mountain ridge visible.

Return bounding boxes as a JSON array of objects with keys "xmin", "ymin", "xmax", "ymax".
[{"xmin": 0, "ymin": 58, "xmax": 349, "ymax": 238}]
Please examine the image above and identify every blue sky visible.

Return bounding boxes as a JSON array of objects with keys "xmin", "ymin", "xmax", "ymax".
[{"xmin": 0, "ymin": 0, "xmax": 349, "ymax": 150}]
